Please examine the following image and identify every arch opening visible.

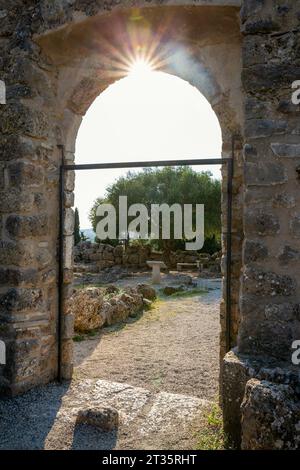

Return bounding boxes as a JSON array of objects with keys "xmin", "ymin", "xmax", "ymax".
[{"xmin": 0, "ymin": 5, "xmax": 244, "ymax": 447}]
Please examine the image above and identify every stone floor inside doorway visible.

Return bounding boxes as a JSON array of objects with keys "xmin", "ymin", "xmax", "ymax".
[{"xmin": 0, "ymin": 273, "xmax": 222, "ymax": 450}]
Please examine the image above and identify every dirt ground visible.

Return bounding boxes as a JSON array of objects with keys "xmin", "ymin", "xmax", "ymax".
[
  {"xmin": 74, "ymin": 275, "xmax": 221, "ymax": 401},
  {"xmin": 0, "ymin": 273, "xmax": 221, "ymax": 450}
]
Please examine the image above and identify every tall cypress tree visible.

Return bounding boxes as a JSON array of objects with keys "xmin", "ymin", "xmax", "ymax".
[{"xmin": 74, "ymin": 207, "xmax": 81, "ymax": 245}]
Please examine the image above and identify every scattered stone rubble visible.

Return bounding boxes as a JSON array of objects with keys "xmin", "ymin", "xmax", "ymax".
[{"xmin": 69, "ymin": 284, "xmax": 156, "ymax": 333}]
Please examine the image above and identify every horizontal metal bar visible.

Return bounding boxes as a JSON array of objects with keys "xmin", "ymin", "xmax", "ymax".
[{"xmin": 63, "ymin": 158, "xmax": 229, "ymax": 171}]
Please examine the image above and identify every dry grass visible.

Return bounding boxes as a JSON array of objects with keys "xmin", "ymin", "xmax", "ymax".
[{"xmin": 196, "ymin": 403, "xmax": 225, "ymax": 450}]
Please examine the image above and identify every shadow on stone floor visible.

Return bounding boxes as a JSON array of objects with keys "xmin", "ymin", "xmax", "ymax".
[
  {"xmin": 0, "ymin": 381, "xmax": 70, "ymax": 449},
  {"xmin": 71, "ymin": 423, "xmax": 118, "ymax": 450}
]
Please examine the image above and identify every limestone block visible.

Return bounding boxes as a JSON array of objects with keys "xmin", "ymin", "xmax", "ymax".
[
  {"xmin": 63, "ymin": 314, "xmax": 74, "ymax": 340},
  {"xmin": 271, "ymin": 143, "xmax": 300, "ymax": 158},
  {"xmin": 8, "ymin": 161, "xmax": 44, "ymax": 187},
  {"xmin": 64, "ymin": 208, "xmax": 74, "ymax": 236},
  {"xmin": 243, "ymin": 267, "xmax": 296, "ymax": 297},
  {"xmin": 0, "ymin": 288, "xmax": 43, "ymax": 314},
  {"xmin": 241, "ymin": 379, "xmax": 300, "ymax": 450},
  {"xmin": 64, "ymin": 236, "xmax": 74, "ymax": 270},
  {"xmin": 244, "ymin": 161, "xmax": 286, "ymax": 186},
  {"xmin": 244, "ymin": 209, "xmax": 280, "ymax": 236},
  {"xmin": 0, "ymin": 240, "xmax": 34, "ymax": 267},
  {"xmin": 290, "ymin": 215, "xmax": 300, "ymax": 238},
  {"xmin": 6, "ymin": 214, "xmax": 48, "ymax": 239},
  {"xmin": 245, "ymin": 119, "xmax": 287, "ymax": 140},
  {"xmin": 76, "ymin": 406, "xmax": 119, "ymax": 431},
  {"xmin": 243, "ymin": 239, "xmax": 268, "ymax": 263}
]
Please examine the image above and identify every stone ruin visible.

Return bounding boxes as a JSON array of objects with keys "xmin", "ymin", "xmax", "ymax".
[
  {"xmin": 0, "ymin": 0, "xmax": 300, "ymax": 449},
  {"xmin": 74, "ymin": 241, "xmax": 221, "ymax": 273},
  {"xmin": 71, "ymin": 284, "xmax": 156, "ymax": 333}
]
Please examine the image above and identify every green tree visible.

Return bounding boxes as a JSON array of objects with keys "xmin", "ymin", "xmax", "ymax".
[
  {"xmin": 80, "ymin": 230, "xmax": 88, "ymax": 242},
  {"xmin": 74, "ymin": 207, "xmax": 81, "ymax": 245},
  {"xmin": 89, "ymin": 167, "xmax": 221, "ymax": 257}
]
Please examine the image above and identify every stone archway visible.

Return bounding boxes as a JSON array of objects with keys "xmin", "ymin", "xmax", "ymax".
[
  {"xmin": 35, "ymin": 3, "xmax": 243, "ymax": 383},
  {"xmin": 1, "ymin": 0, "xmax": 243, "ymax": 399}
]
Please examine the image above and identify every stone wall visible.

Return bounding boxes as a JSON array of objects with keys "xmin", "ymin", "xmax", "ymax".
[
  {"xmin": 0, "ymin": 0, "xmax": 242, "ymax": 408},
  {"xmin": 222, "ymin": 0, "xmax": 300, "ymax": 448},
  {"xmin": 2, "ymin": 0, "xmax": 299, "ymax": 451},
  {"xmin": 74, "ymin": 241, "xmax": 221, "ymax": 271},
  {"xmin": 74, "ymin": 242, "xmax": 151, "ymax": 269}
]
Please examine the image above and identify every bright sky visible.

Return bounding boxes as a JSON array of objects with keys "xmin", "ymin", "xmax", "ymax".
[{"xmin": 75, "ymin": 65, "xmax": 222, "ymax": 228}]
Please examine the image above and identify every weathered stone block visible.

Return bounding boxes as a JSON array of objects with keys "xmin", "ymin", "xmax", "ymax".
[
  {"xmin": 0, "ymin": 288, "xmax": 43, "ymax": 314},
  {"xmin": 244, "ymin": 240, "xmax": 268, "ymax": 263},
  {"xmin": 290, "ymin": 215, "xmax": 300, "ymax": 238},
  {"xmin": 0, "ymin": 288, "xmax": 43, "ymax": 320},
  {"xmin": 244, "ymin": 209, "xmax": 280, "ymax": 236},
  {"xmin": 240, "ymin": 0, "xmax": 264, "ymax": 24},
  {"xmin": 0, "ymin": 135, "xmax": 29, "ymax": 162},
  {"xmin": 64, "ymin": 191, "xmax": 74, "ymax": 208},
  {"xmin": 241, "ymin": 379, "xmax": 300, "ymax": 450},
  {"xmin": 239, "ymin": 301, "xmax": 300, "ymax": 360},
  {"xmin": 68, "ymin": 77, "xmax": 103, "ymax": 115},
  {"xmin": 245, "ymin": 161, "xmax": 286, "ymax": 186},
  {"xmin": 243, "ymin": 65, "xmax": 300, "ymax": 92},
  {"xmin": 245, "ymin": 119, "xmax": 287, "ymax": 139},
  {"xmin": 65, "ymin": 171, "xmax": 75, "ymax": 192},
  {"xmin": 64, "ymin": 208, "xmax": 74, "ymax": 236},
  {"xmin": 222, "ymin": 349, "xmax": 252, "ymax": 448},
  {"xmin": 242, "ymin": 19, "xmax": 279, "ymax": 34},
  {"xmin": 0, "ymin": 267, "xmax": 38, "ymax": 286},
  {"xmin": 60, "ymin": 363, "xmax": 73, "ymax": 380},
  {"xmin": 61, "ymin": 338, "xmax": 73, "ymax": 365},
  {"xmin": 0, "ymin": 103, "xmax": 49, "ymax": 138},
  {"xmin": 0, "ymin": 240, "xmax": 34, "ymax": 267},
  {"xmin": 278, "ymin": 245, "xmax": 300, "ymax": 265},
  {"xmin": 245, "ymin": 99, "xmax": 271, "ymax": 121},
  {"xmin": 102, "ymin": 251, "xmax": 114, "ymax": 261},
  {"xmin": 76, "ymin": 406, "xmax": 119, "ymax": 431},
  {"xmin": 271, "ymin": 143, "xmax": 300, "ymax": 158},
  {"xmin": 6, "ymin": 214, "xmax": 48, "ymax": 239},
  {"xmin": 36, "ymin": 245, "xmax": 53, "ymax": 268},
  {"xmin": 277, "ymin": 100, "xmax": 300, "ymax": 116},
  {"xmin": 0, "ymin": 189, "xmax": 35, "ymax": 214},
  {"xmin": 272, "ymin": 192, "xmax": 295, "ymax": 209},
  {"xmin": 62, "ymin": 314, "xmax": 74, "ymax": 340},
  {"xmin": 64, "ymin": 236, "xmax": 74, "ymax": 269},
  {"xmin": 8, "ymin": 161, "xmax": 44, "ymax": 187},
  {"xmin": 243, "ymin": 267, "xmax": 296, "ymax": 297}
]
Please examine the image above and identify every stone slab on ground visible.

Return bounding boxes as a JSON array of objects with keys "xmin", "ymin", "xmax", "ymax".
[{"xmin": 0, "ymin": 378, "xmax": 211, "ymax": 450}]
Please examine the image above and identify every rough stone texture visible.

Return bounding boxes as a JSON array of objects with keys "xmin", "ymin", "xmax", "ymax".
[
  {"xmin": 219, "ymin": 0, "xmax": 300, "ymax": 449},
  {"xmin": 74, "ymin": 241, "xmax": 221, "ymax": 273},
  {"xmin": 0, "ymin": 2, "xmax": 243, "ymax": 397},
  {"xmin": 241, "ymin": 379, "xmax": 300, "ymax": 450},
  {"xmin": 76, "ymin": 406, "xmax": 119, "ymax": 432},
  {"xmin": 136, "ymin": 284, "xmax": 157, "ymax": 301},
  {"xmin": 1, "ymin": 0, "xmax": 299, "ymax": 451},
  {"xmin": 70, "ymin": 288, "xmax": 105, "ymax": 332},
  {"xmin": 222, "ymin": 350, "xmax": 300, "ymax": 449},
  {"xmin": 70, "ymin": 285, "xmax": 153, "ymax": 332}
]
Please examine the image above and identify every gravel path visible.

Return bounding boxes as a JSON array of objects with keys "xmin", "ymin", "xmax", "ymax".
[
  {"xmin": 0, "ymin": 275, "xmax": 221, "ymax": 449},
  {"xmin": 75, "ymin": 277, "xmax": 221, "ymax": 400}
]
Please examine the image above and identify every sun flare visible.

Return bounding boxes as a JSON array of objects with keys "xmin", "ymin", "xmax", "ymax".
[{"xmin": 129, "ymin": 58, "xmax": 153, "ymax": 77}]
